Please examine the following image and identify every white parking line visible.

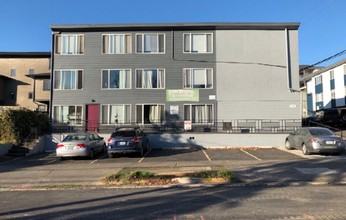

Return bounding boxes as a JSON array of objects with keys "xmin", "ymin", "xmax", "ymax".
[
  {"xmin": 240, "ymin": 149, "xmax": 262, "ymax": 161},
  {"xmin": 202, "ymin": 149, "xmax": 211, "ymax": 161},
  {"xmin": 138, "ymin": 149, "xmax": 151, "ymax": 163},
  {"xmin": 90, "ymin": 154, "xmax": 107, "ymax": 164}
]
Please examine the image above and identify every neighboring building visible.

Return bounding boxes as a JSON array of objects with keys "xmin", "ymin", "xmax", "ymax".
[
  {"xmin": 299, "ymin": 65, "xmax": 324, "ymax": 118},
  {"xmin": 50, "ymin": 22, "xmax": 301, "ymax": 132},
  {"xmin": 0, "ymin": 52, "xmax": 51, "ymax": 112},
  {"xmin": 305, "ymin": 58, "xmax": 346, "ymax": 114}
]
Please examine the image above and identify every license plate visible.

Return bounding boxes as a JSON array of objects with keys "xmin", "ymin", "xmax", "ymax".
[
  {"xmin": 118, "ymin": 142, "xmax": 126, "ymax": 146},
  {"xmin": 325, "ymin": 141, "xmax": 335, "ymax": 145}
]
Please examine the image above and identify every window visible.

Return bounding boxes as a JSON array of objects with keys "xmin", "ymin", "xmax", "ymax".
[
  {"xmin": 55, "ymin": 34, "xmax": 84, "ymax": 55},
  {"xmin": 136, "ymin": 33, "xmax": 165, "ymax": 53},
  {"xmin": 184, "ymin": 33, "xmax": 213, "ymax": 53},
  {"xmin": 316, "ymin": 93, "xmax": 323, "ymax": 102},
  {"xmin": 9, "ymin": 92, "xmax": 15, "ymax": 100},
  {"xmin": 54, "ymin": 70, "xmax": 83, "ymax": 90},
  {"xmin": 28, "ymin": 92, "xmax": 33, "ymax": 99},
  {"xmin": 331, "ymin": 90, "xmax": 335, "ymax": 99},
  {"xmin": 29, "ymin": 69, "xmax": 35, "ymax": 75},
  {"xmin": 43, "ymin": 79, "xmax": 51, "ymax": 91},
  {"xmin": 330, "ymin": 70, "xmax": 334, "ymax": 80},
  {"xmin": 184, "ymin": 104, "xmax": 213, "ymax": 124},
  {"xmin": 136, "ymin": 104, "xmax": 164, "ymax": 124},
  {"xmin": 183, "ymin": 68, "xmax": 213, "ymax": 88},
  {"xmin": 102, "ymin": 34, "xmax": 132, "ymax": 54},
  {"xmin": 10, "ymin": 69, "xmax": 16, "ymax": 77},
  {"xmin": 315, "ymin": 75, "xmax": 322, "ymax": 85},
  {"xmin": 53, "ymin": 105, "xmax": 83, "ymax": 125},
  {"xmin": 101, "ymin": 104, "xmax": 131, "ymax": 125},
  {"xmin": 136, "ymin": 69, "xmax": 165, "ymax": 89},
  {"xmin": 102, "ymin": 69, "xmax": 131, "ymax": 89}
]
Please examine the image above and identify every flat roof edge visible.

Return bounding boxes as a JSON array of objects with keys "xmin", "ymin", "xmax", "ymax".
[{"xmin": 50, "ymin": 22, "xmax": 300, "ymax": 32}]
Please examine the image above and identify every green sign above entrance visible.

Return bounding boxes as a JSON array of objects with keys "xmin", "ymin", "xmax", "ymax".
[{"xmin": 166, "ymin": 89, "xmax": 199, "ymax": 102}]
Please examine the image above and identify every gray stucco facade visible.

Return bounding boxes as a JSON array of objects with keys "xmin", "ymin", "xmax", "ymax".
[{"xmin": 50, "ymin": 22, "xmax": 300, "ymax": 132}]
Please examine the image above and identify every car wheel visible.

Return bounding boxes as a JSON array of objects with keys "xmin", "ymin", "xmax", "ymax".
[
  {"xmin": 140, "ymin": 146, "xmax": 144, "ymax": 157},
  {"xmin": 146, "ymin": 141, "xmax": 150, "ymax": 151},
  {"xmin": 90, "ymin": 149, "xmax": 95, "ymax": 159},
  {"xmin": 285, "ymin": 139, "xmax": 294, "ymax": 150},
  {"xmin": 302, "ymin": 144, "xmax": 310, "ymax": 155},
  {"xmin": 59, "ymin": 157, "xmax": 65, "ymax": 161},
  {"xmin": 103, "ymin": 144, "xmax": 107, "ymax": 153}
]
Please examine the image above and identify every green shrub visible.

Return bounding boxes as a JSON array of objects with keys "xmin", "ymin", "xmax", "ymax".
[{"xmin": 0, "ymin": 108, "xmax": 49, "ymax": 144}]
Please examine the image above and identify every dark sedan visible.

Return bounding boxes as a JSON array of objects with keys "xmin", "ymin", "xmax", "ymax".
[
  {"xmin": 107, "ymin": 127, "xmax": 150, "ymax": 158},
  {"xmin": 285, "ymin": 127, "xmax": 345, "ymax": 155}
]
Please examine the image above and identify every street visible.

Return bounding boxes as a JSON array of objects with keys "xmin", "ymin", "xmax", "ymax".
[{"xmin": 1, "ymin": 185, "xmax": 346, "ymax": 219}]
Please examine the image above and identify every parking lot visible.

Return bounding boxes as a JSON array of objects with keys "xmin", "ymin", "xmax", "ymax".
[{"xmin": 2, "ymin": 146, "xmax": 344, "ymax": 167}]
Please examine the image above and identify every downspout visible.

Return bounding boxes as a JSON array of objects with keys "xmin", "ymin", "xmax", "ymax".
[
  {"xmin": 285, "ymin": 28, "xmax": 293, "ymax": 92},
  {"xmin": 49, "ymin": 32, "xmax": 55, "ymax": 122},
  {"xmin": 171, "ymin": 30, "xmax": 175, "ymax": 60}
]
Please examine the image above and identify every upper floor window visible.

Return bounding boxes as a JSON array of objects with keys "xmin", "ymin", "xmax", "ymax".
[
  {"xmin": 102, "ymin": 34, "xmax": 132, "ymax": 54},
  {"xmin": 183, "ymin": 68, "xmax": 213, "ymax": 89},
  {"xmin": 43, "ymin": 79, "xmax": 51, "ymax": 91},
  {"xmin": 136, "ymin": 69, "xmax": 165, "ymax": 89},
  {"xmin": 315, "ymin": 75, "xmax": 322, "ymax": 85},
  {"xmin": 54, "ymin": 70, "xmax": 83, "ymax": 90},
  {"xmin": 55, "ymin": 34, "xmax": 84, "ymax": 55},
  {"xmin": 184, "ymin": 33, "xmax": 213, "ymax": 53},
  {"xmin": 102, "ymin": 69, "xmax": 131, "ymax": 89},
  {"xmin": 330, "ymin": 70, "xmax": 334, "ymax": 80},
  {"xmin": 10, "ymin": 69, "xmax": 16, "ymax": 77},
  {"xmin": 136, "ymin": 34, "xmax": 165, "ymax": 54}
]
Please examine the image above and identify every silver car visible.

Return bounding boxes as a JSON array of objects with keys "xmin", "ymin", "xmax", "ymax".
[
  {"xmin": 56, "ymin": 132, "xmax": 106, "ymax": 159},
  {"xmin": 285, "ymin": 127, "xmax": 345, "ymax": 155}
]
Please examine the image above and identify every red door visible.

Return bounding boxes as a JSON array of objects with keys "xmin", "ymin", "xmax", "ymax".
[{"xmin": 87, "ymin": 104, "xmax": 100, "ymax": 132}]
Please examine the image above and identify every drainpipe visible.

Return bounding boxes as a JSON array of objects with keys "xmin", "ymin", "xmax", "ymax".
[
  {"xmin": 49, "ymin": 32, "xmax": 55, "ymax": 122},
  {"xmin": 171, "ymin": 30, "xmax": 175, "ymax": 60},
  {"xmin": 285, "ymin": 28, "xmax": 293, "ymax": 92}
]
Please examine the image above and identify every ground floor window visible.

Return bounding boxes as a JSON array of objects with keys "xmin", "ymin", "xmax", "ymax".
[
  {"xmin": 184, "ymin": 104, "xmax": 213, "ymax": 124},
  {"xmin": 101, "ymin": 104, "xmax": 131, "ymax": 125},
  {"xmin": 53, "ymin": 105, "xmax": 83, "ymax": 125},
  {"xmin": 136, "ymin": 104, "xmax": 164, "ymax": 124}
]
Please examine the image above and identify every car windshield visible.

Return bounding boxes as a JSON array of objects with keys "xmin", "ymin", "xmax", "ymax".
[
  {"xmin": 111, "ymin": 130, "xmax": 136, "ymax": 138},
  {"xmin": 63, "ymin": 135, "xmax": 87, "ymax": 142},
  {"xmin": 309, "ymin": 128, "xmax": 334, "ymax": 136}
]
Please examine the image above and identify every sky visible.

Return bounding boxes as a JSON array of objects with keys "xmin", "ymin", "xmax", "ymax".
[{"xmin": 0, "ymin": 0, "xmax": 345, "ymax": 67}]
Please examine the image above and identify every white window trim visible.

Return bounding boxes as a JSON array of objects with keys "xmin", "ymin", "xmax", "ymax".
[
  {"xmin": 184, "ymin": 104, "xmax": 214, "ymax": 124},
  {"xmin": 100, "ymin": 104, "xmax": 131, "ymax": 125},
  {"xmin": 135, "ymin": 33, "xmax": 165, "ymax": 54},
  {"xmin": 101, "ymin": 69, "xmax": 132, "ymax": 90},
  {"xmin": 135, "ymin": 104, "xmax": 165, "ymax": 125},
  {"xmin": 53, "ymin": 105, "xmax": 83, "ymax": 126},
  {"xmin": 183, "ymin": 33, "xmax": 213, "ymax": 54},
  {"xmin": 56, "ymin": 34, "xmax": 84, "ymax": 55},
  {"xmin": 183, "ymin": 68, "xmax": 213, "ymax": 89},
  {"xmin": 101, "ymin": 33, "xmax": 132, "ymax": 54},
  {"xmin": 135, "ymin": 68, "xmax": 166, "ymax": 89},
  {"xmin": 54, "ymin": 69, "xmax": 83, "ymax": 91}
]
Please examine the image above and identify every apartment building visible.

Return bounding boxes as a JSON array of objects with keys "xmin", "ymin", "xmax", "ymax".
[
  {"xmin": 306, "ymin": 59, "xmax": 346, "ymax": 113},
  {"xmin": 50, "ymin": 22, "xmax": 301, "ymax": 132},
  {"xmin": 0, "ymin": 52, "xmax": 51, "ymax": 112}
]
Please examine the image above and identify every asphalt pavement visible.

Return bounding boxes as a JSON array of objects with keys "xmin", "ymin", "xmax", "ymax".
[{"xmin": 0, "ymin": 146, "xmax": 346, "ymax": 190}]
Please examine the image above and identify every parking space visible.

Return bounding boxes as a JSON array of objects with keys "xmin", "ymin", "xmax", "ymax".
[
  {"xmin": 241, "ymin": 148, "xmax": 304, "ymax": 160},
  {"xmin": 142, "ymin": 148, "xmax": 207, "ymax": 163},
  {"xmin": 204, "ymin": 149, "xmax": 256, "ymax": 161}
]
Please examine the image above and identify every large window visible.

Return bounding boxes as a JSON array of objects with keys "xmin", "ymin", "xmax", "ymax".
[
  {"xmin": 136, "ymin": 34, "xmax": 165, "ymax": 53},
  {"xmin": 136, "ymin": 69, "xmax": 165, "ymax": 89},
  {"xmin": 54, "ymin": 70, "xmax": 83, "ymax": 90},
  {"xmin": 101, "ymin": 104, "xmax": 131, "ymax": 125},
  {"xmin": 136, "ymin": 104, "xmax": 164, "ymax": 124},
  {"xmin": 315, "ymin": 75, "xmax": 322, "ymax": 85},
  {"xmin": 55, "ymin": 34, "xmax": 84, "ymax": 55},
  {"xmin": 102, "ymin": 69, "xmax": 131, "ymax": 89},
  {"xmin": 183, "ymin": 68, "xmax": 213, "ymax": 89},
  {"xmin": 184, "ymin": 33, "xmax": 213, "ymax": 53},
  {"xmin": 184, "ymin": 104, "xmax": 213, "ymax": 124},
  {"xmin": 102, "ymin": 34, "xmax": 132, "ymax": 54},
  {"xmin": 53, "ymin": 105, "xmax": 83, "ymax": 125}
]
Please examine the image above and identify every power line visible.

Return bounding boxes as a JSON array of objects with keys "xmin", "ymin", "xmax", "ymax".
[{"xmin": 300, "ymin": 49, "xmax": 346, "ymax": 71}]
